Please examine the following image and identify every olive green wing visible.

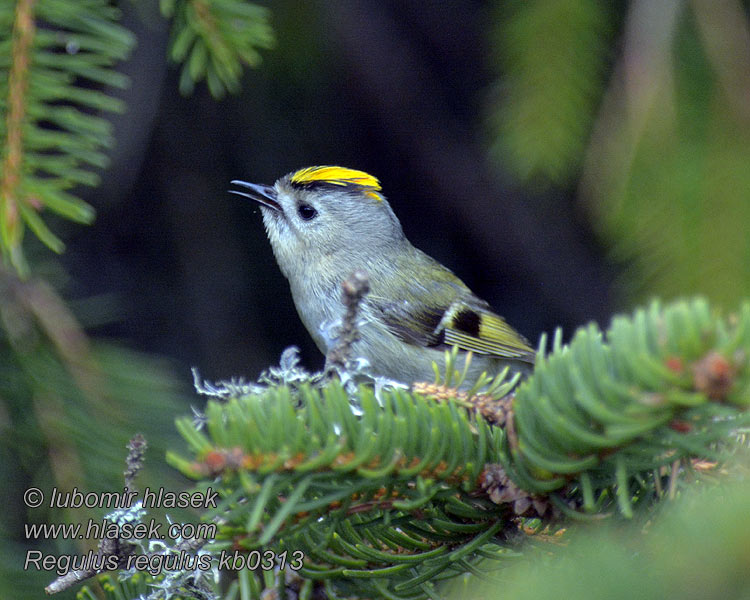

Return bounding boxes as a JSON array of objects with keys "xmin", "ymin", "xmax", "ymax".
[{"xmin": 370, "ymin": 273, "xmax": 534, "ymax": 364}]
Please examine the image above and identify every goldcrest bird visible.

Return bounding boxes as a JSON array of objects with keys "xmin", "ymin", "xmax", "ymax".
[{"xmin": 230, "ymin": 166, "xmax": 535, "ymax": 385}]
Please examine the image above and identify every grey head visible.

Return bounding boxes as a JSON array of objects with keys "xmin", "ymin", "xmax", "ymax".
[{"xmin": 230, "ymin": 166, "xmax": 407, "ymax": 281}]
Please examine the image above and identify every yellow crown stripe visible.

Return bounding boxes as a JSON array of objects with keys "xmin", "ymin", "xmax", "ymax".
[{"xmin": 290, "ymin": 166, "xmax": 381, "ymax": 191}]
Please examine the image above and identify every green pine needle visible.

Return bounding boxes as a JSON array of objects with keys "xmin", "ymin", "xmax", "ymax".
[
  {"xmin": 0, "ymin": 0, "xmax": 135, "ymax": 273},
  {"xmin": 161, "ymin": 0, "xmax": 274, "ymax": 100}
]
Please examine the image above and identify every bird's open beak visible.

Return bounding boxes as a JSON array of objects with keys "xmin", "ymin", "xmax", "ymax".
[{"xmin": 229, "ymin": 180, "xmax": 281, "ymax": 211}]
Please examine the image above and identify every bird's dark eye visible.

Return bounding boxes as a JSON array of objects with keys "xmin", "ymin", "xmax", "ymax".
[{"xmin": 298, "ymin": 204, "xmax": 317, "ymax": 220}]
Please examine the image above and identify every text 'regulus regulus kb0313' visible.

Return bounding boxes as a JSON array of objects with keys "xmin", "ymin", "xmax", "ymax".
[{"xmin": 230, "ymin": 166, "xmax": 535, "ymax": 385}]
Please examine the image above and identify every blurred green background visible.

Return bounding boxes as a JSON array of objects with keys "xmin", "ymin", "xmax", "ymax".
[{"xmin": 2, "ymin": 0, "xmax": 750, "ymax": 598}]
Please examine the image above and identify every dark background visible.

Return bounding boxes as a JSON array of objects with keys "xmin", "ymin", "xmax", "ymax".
[{"xmin": 64, "ymin": 0, "xmax": 613, "ymax": 382}]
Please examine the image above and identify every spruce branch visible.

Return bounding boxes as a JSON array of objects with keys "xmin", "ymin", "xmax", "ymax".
[
  {"xmin": 160, "ymin": 0, "xmax": 274, "ymax": 98},
  {"xmin": 1, "ymin": 0, "xmax": 35, "ymax": 270},
  {"xmin": 0, "ymin": 0, "xmax": 135, "ymax": 273},
  {"xmin": 578, "ymin": 1, "xmax": 750, "ymax": 308},
  {"xmin": 163, "ymin": 297, "xmax": 750, "ymax": 599},
  {"xmin": 67, "ymin": 298, "xmax": 750, "ymax": 599},
  {"xmin": 0, "ymin": 1, "xmax": 275, "ymax": 272},
  {"xmin": 508, "ymin": 298, "xmax": 750, "ymax": 512},
  {"xmin": 487, "ymin": 0, "xmax": 612, "ymax": 185}
]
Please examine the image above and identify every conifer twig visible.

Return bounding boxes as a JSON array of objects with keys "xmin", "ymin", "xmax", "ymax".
[
  {"xmin": 326, "ymin": 270, "xmax": 370, "ymax": 372},
  {"xmin": 124, "ymin": 434, "xmax": 147, "ymax": 492},
  {"xmin": 1, "ymin": 0, "xmax": 36, "ymax": 265},
  {"xmin": 45, "ymin": 435, "xmax": 147, "ymax": 594}
]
